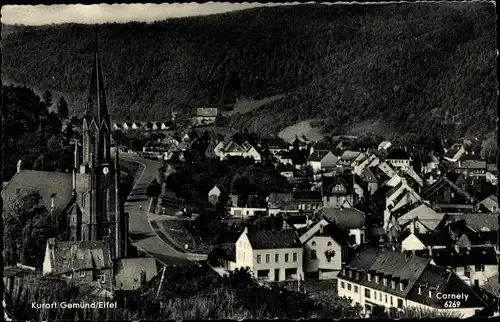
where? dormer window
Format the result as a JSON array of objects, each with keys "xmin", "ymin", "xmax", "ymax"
[
  {"xmin": 399, "ymin": 283, "xmax": 404, "ymax": 291},
  {"xmin": 367, "ymin": 273, "xmax": 373, "ymax": 282},
  {"xmin": 311, "ymin": 241, "xmax": 316, "ymax": 247},
  {"xmin": 391, "ymin": 280, "xmax": 396, "ymax": 289},
  {"xmin": 383, "ymin": 277, "xmax": 388, "ymax": 286},
  {"xmin": 349, "ymin": 270, "xmax": 353, "ymax": 278},
  {"xmin": 375, "ymin": 275, "xmax": 380, "ymax": 284}
]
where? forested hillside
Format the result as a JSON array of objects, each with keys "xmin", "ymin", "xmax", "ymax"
[{"xmin": 2, "ymin": 3, "xmax": 496, "ymax": 137}]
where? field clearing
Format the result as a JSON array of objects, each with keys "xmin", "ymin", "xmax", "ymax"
[
  {"xmin": 278, "ymin": 120, "xmax": 324, "ymax": 142},
  {"xmin": 226, "ymin": 94, "xmax": 285, "ymax": 116}
]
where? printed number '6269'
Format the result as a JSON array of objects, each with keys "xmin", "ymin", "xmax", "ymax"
[{"xmin": 443, "ymin": 301, "xmax": 461, "ymax": 308}]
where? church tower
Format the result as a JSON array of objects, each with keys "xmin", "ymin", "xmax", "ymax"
[{"xmin": 71, "ymin": 34, "xmax": 127, "ymax": 259}]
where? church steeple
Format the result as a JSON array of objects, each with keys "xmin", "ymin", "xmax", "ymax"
[
  {"xmin": 82, "ymin": 28, "xmax": 111, "ymax": 167},
  {"xmin": 86, "ymin": 30, "xmax": 110, "ymax": 129}
]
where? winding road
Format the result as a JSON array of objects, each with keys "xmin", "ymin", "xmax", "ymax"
[{"xmin": 120, "ymin": 152, "xmax": 194, "ymax": 266}]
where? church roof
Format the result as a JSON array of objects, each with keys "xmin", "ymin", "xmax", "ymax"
[{"xmin": 3, "ymin": 170, "xmax": 73, "ymax": 211}]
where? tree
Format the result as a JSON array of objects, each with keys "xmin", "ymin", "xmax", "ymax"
[
  {"xmin": 481, "ymin": 137, "xmax": 498, "ymax": 162},
  {"xmin": 42, "ymin": 90, "xmax": 53, "ymax": 109},
  {"xmin": 57, "ymin": 96, "xmax": 69, "ymax": 120},
  {"xmin": 146, "ymin": 179, "xmax": 162, "ymax": 198}
]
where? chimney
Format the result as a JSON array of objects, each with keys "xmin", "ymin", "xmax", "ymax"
[
  {"xmin": 427, "ymin": 245, "xmax": 433, "ymax": 257},
  {"xmin": 320, "ymin": 224, "xmax": 324, "ymax": 234},
  {"xmin": 410, "ymin": 218, "xmax": 416, "ymax": 234},
  {"xmin": 243, "ymin": 227, "xmax": 248, "ymax": 235},
  {"xmin": 16, "ymin": 160, "xmax": 22, "ymax": 173}
]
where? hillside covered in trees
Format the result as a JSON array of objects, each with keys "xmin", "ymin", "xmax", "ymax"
[{"xmin": 2, "ymin": 3, "xmax": 496, "ymax": 137}]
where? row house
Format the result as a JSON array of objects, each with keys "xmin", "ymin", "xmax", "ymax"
[
  {"xmin": 430, "ymin": 246, "xmax": 498, "ymax": 288},
  {"xmin": 450, "ymin": 153, "xmax": 488, "ymax": 179},
  {"xmin": 421, "ymin": 176, "xmax": 478, "ymax": 213},
  {"xmin": 292, "ymin": 190, "xmax": 323, "ymax": 211},
  {"xmin": 114, "ymin": 121, "xmax": 172, "ymax": 131},
  {"xmin": 360, "ymin": 166, "xmax": 389, "ymax": 195},
  {"xmin": 337, "ymin": 247, "xmax": 485, "ymax": 317},
  {"xmin": 320, "ymin": 207, "xmax": 366, "ymax": 245},
  {"xmin": 214, "ymin": 140, "xmax": 262, "ymax": 162},
  {"xmin": 385, "ymin": 147, "xmax": 412, "ymax": 171},
  {"xmin": 382, "ymin": 176, "xmax": 421, "ymax": 229},
  {"xmin": 234, "ymin": 227, "xmax": 303, "ymax": 282},
  {"xmin": 353, "ymin": 153, "xmax": 380, "ymax": 176}
]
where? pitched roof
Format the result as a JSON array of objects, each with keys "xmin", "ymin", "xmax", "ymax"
[
  {"xmin": 341, "ymin": 248, "xmax": 486, "ymax": 308},
  {"xmin": 47, "ymin": 239, "xmax": 112, "ymax": 275},
  {"xmin": 446, "ymin": 213, "xmax": 499, "ymax": 232},
  {"xmin": 246, "ymin": 228, "xmax": 302, "ymax": 250},
  {"xmin": 456, "ymin": 231, "xmax": 497, "ymax": 247},
  {"xmin": 407, "ymin": 231, "xmax": 453, "ymax": 246},
  {"xmin": 408, "ymin": 265, "xmax": 485, "ymax": 308},
  {"xmin": 481, "ymin": 274, "xmax": 500, "ymax": 298},
  {"xmin": 308, "ymin": 150, "xmax": 331, "ymax": 162},
  {"xmin": 292, "ymin": 190, "xmax": 322, "ymax": 201},
  {"xmin": 302, "ymin": 219, "xmax": 352, "ymax": 246},
  {"xmin": 3, "ymin": 170, "xmax": 73, "ymax": 211},
  {"xmin": 386, "ymin": 147, "xmax": 410, "ymax": 160},
  {"xmin": 322, "ymin": 173, "xmax": 355, "ymax": 197},
  {"xmin": 319, "ymin": 207, "xmax": 365, "ymax": 229},
  {"xmin": 444, "ymin": 145, "xmax": 463, "ymax": 159},
  {"xmin": 114, "ymin": 258, "xmax": 158, "ymax": 291},
  {"xmin": 431, "ymin": 246, "xmax": 498, "ymax": 267},
  {"xmin": 422, "ymin": 176, "xmax": 477, "ymax": 202}
]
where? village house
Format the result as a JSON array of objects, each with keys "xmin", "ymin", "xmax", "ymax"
[
  {"xmin": 378, "ymin": 141, "xmax": 392, "ymax": 151},
  {"xmin": 360, "ymin": 166, "xmax": 389, "ymax": 195},
  {"xmin": 443, "ymin": 145, "xmax": 466, "ymax": 163},
  {"xmin": 422, "ymin": 153, "xmax": 440, "ymax": 174},
  {"xmin": 430, "ymin": 246, "xmax": 498, "ymax": 288},
  {"xmin": 42, "ymin": 238, "xmax": 114, "ymax": 291},
  {"xmin": 214, "ymin": 140, "xmax": 262, "ymax": 162},
  {"xmin": 386, "ymin": 201, "xmax": 445, "ymax": 233},
  {"xmin": 307, "ymin": 150, "xmax": 338, "ymax": 173},
  {"xmin": 317, "ymin": 207, "xmax": 366, "ymax": 246},
  {"xmin": 381, "ymin": 176, "xmax": 421, "ymax": 227},
  {"xmin": 377, "ymin": 160, "xmax": 398, "ymax": 178},
  {"xmin": 421, "ymin": 176, "xmax": 478, "ymax": 212},
  {"xmin": 337, "ymin": 151, "xmax": 366, "ymax": 170},
  {"xmin": 194, "ymin": 107, "xmax": 219, "ymax": 125},
  {"xmin": 234, "ymin": 227, "xmax": 303, "ymax": 282},
  {"xmin": 122, "ymin": 121, "xmax": 133, "ymax": 131},
  {"xmin": 113, "ymin": 123, "xmax": 122, "ymax": 130},
  {"xmin": 264, "ymin": 137, "xmax": 289, "ymax": 155},
  {"xmin": 476, "ymin": 194, "xmax": 498, "ymax": 212},
  {"xmin": 478, "ymin": 274, "xmax": 500, "ymax": 315},
  {"xmin": 337, "ymin": 246, "xmax": 485, "ymax": 317},
  {"xmin": 131, "ymin": 122, "xmax": 142, "ymax": 130},
  {"xmin": 449, "ymin": 153, "xmax": 487, "ymax": 179},
  {"xmin": 399, "ymin": 228, "xmax": 453, "ymax": 254},
  {"xmin": 114, "ymin": 258, "xmax": 158, "ymax": 295},
  {"xmin": 353, "ymin": 153, "xmax": 380, "ymax": 176},
  {"xmin": 208, "ymin": 185, "xmax": 226, "ymax": 206},
  {"xmin": 298, "ymin": 218, "xmax": 353, "ymax": 279},
  {"xmin": 292, "ymin": 190, "xmax": 323, "ymax": 211},
  {"xmin": 290, "ymin": 135, "xmax": 312, "ymax": 151},
  {"xmin": 321, "ymin": 173, "xmax": 361, "ymax": 208},
  {"xmin": 385, "ymin": 147, "xmax": 411, "ymax": 171}
]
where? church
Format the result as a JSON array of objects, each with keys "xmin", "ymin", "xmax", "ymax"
[{"xmin": 4, "ymin": 39, "xmax": 158, "ymax": 293}]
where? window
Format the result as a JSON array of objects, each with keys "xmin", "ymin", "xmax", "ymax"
[
  {"xmin": 399, "ymin": 283, "xmax": 404, "ymax": 291},
  {"xmin": 397, "ymin": 299, "xmax": 403, "ymax": 309},
  {"xmin": 474, "ymin": 280, "xmax": 479, "ymax": 287},
  {"xmin": 347, "ymin": 283, "xmax": 352, "ymax": 291},
  {"xmin": 354, "ymin": 286, "xmax": 358, "ymax": 293},
  {"xmin": 364, "ymin": 288, "xmax": 371, "ymax": 299},
  {"xmin": 341, "ymin": 281, "xmax": 345, "ymax": 289},
  {"xmin": 310, "ymin": 250, "xmax": 317, "ymax": 260},
  {"xmin": 285, "ymin": 254, "xmax": 289, "ymax": 262},
  {"xmin": 391, "ymin": 281, "xmax": 396, "ymax": 289},
  {"xmin": 465, "ymin": 271, "xmax": 471, "ymax": 278},
  {"xmin": 379, "ymin": 292, "xmax": 382, "ymax": 301},
  {"xmin": 311, "ymin": 241, "xmax": 316, "ymax": 247},
  {"xmin": 383, "ymin": 277, "xmax": 388, "ymax": 286},
  {"xmin": 98, "ymin": 271, "xmax": 106, "ymax": 284},
  {"xmin": 327, "ymin": 241, "xmax": 332, "ymax": 247},
  {"xmin": 367, "ymin": 273, "xmax": 372, "ymax": 282},
  {"xmin": 257, "ymin": 255, "xmax": 261, "ymax": 264},
  {"xmin": 65, "ymin": 272, "xmax": 73, "ymax": 278},
  {"xmin": 475, "ymin": 264, "xmax": 485, "ymax": 272},
  {"xmin": 375, "ymin": 275, "xmax": 380, "ymax": 284},
  {"xmin": 390, "ymin": 296, "xmax": 393, "ymax": 306},
  {"xmin": 79, "ymin": 271, "xmax": 85, "ymax": 278},
  {"xmin": 385, "ymin": 294, "xmax": 388, "ymax": 303},
  {"xmin": 265, "ymin": 254, "xmax": 270, "ymax": 263},
  {"xmin": 275, "ymin": 254, "xmax": 279, "ymax": 263},
  {"xmin": 293, "ymin": 253, "xmax": 297, "ymax": 262}
]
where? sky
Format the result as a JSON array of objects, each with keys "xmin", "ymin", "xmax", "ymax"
[{"xmin": 1, "ymin": 2, "xmax": 312, "ymax": 25}]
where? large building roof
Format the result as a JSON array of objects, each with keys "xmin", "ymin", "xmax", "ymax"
[
  {"xmin": 246, "ymin": 228, "xmax": 302, "ymax": 250},
  {"xmin": 319, "ymin": 207, "xmax": 365, "ymax": 229},
  {"xmin": 3, "ymin": 170, "xmax": 73, "ymax": 211}
]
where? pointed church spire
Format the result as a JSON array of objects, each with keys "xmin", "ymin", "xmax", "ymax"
[{"xmin": 86, "ymin": 26, "xmax": 110, "ymax": 128}]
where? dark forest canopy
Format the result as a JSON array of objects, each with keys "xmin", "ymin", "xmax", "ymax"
[{"xmin": 2, "ymin": 3, "xmax": 496, "ymax": 137}]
